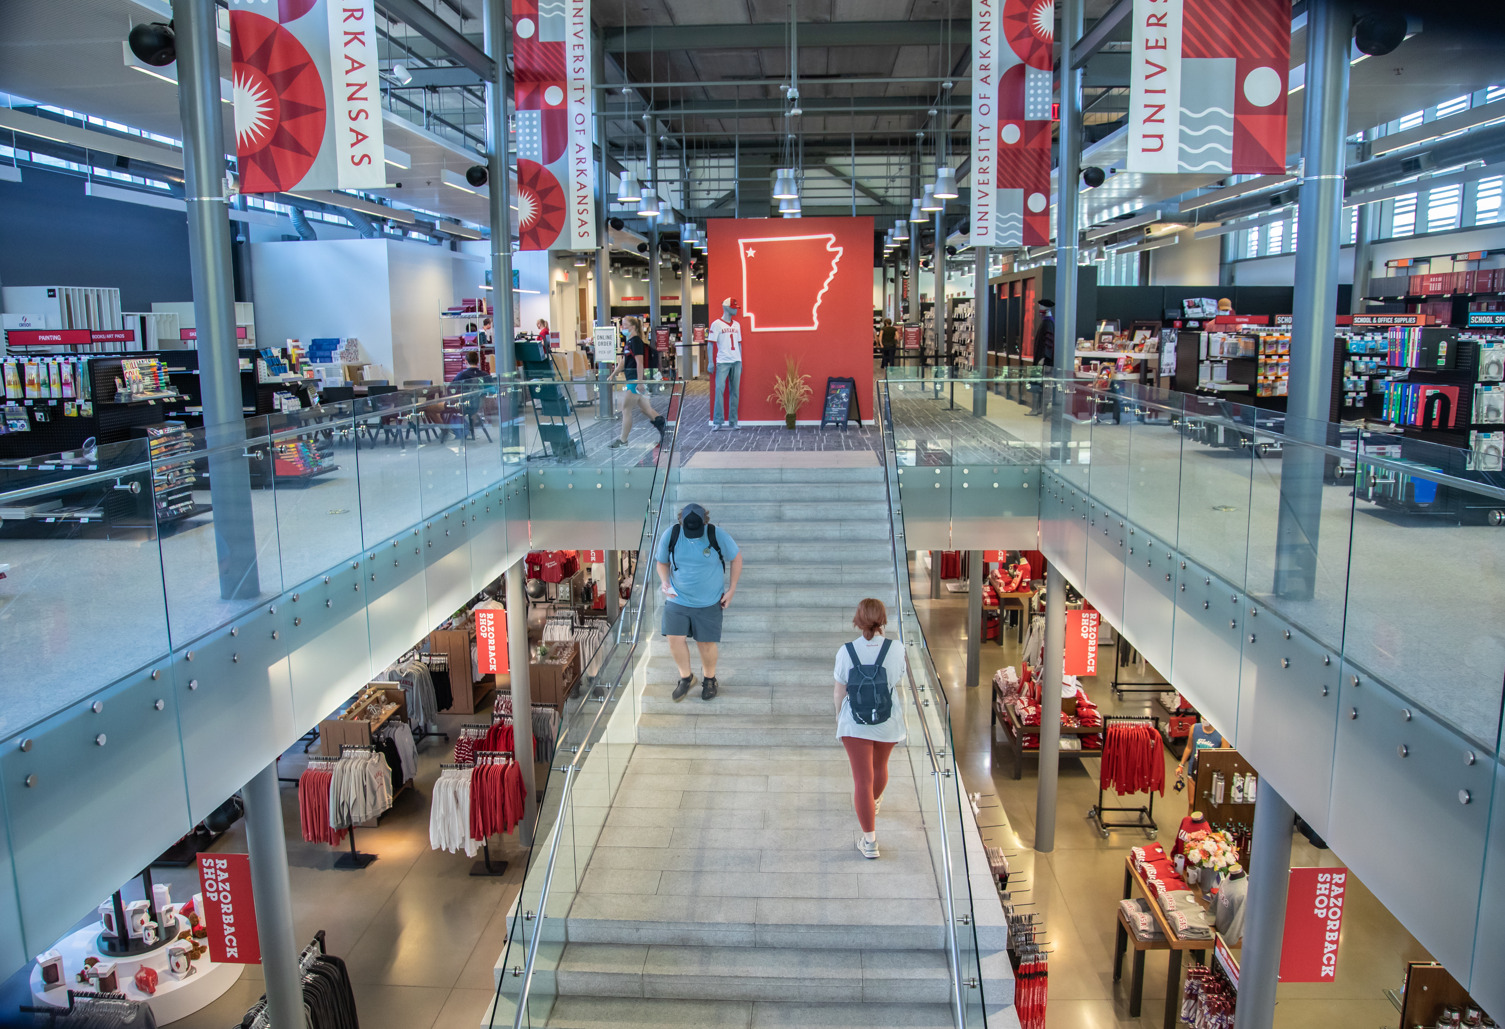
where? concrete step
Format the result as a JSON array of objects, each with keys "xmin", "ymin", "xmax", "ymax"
[
  {"xmin": 734, "ymin": 563, "xmax": 895, "ymax": 590},
  {"xmin": 538, "ymin": 996, "xmax": 954, "ymax": 1028},
  {"xmin": 743, "ymin": 542, "xmax": 898, "ymax": 566},
  {"xmin": 727, "ymin": 519, "xmax": 891, "ymax": 542},
  {"xmin": 714, "ymin": 583, "xmax": 899, "ymax": 610},
  {"xmin": 649, "ymin": 633, "xmax": 878, "ymax": 660},
  {"xmin": 675, "ymin": 483, "xmax": 887, "ymax": 504},
  {"xmin": 676, "ymin": 467, "xmax": 884, "ymax": 485},
  {"xmin": 639, "ymin": 678, "xmax": 834, "ymax": 715},
  {"xmin": 544, "ymin": 943, "xmax": 951, "ymax": 1005},
  {"xmin": 672, "ymin": 500, "xmax": 889, "ymax": 523},
  {"xmin": 636, "ymin": 712, "xmax": 847, "ymax": 748},
  {"xmin": 688, "ymin": 607, "xmax": 867, "ymax": 634}
]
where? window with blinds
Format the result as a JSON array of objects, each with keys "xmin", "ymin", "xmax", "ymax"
[
  {"xmin": 1475, "ymin": 176, "xmax": 1505, "ymax": 225},
  {"xmin": 1391, "ymin": 193, "xmax": 1418, "ymax": 237},
  {"xmin": 1426, "ymin": 183, "xmax": 1463, "ymax": 233}
]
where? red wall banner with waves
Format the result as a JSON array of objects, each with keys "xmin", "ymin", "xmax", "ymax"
[{"xmin": 707, "ymin": 217, "xmax": 874, "ymax": 424}]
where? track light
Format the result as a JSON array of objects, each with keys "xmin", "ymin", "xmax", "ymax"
[
  {"xmin": 909, "ymin": 199, "xmax": 925, "ymax": 223},
  {"xmin": 390, "ymin": 63, "xmax": 413, "ymax": 86},
  {"xmin": 127, "ymin": 21, "xmax": 176, "ymax": 67},
  {"xmin": 616, "ymin": 172, "xmax": 643, "ymax": 204},
  {"xmin": 921, "ymin": 185, "xmax": 943, "ymax": 213},
  {"xmin": 933, "ymin": 166, "xmax": 959, "ymax": 200}
]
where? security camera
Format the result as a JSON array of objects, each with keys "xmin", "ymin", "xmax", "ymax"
[
  {"xmin": 1082, "ymin": 166, "xmax": 1106, "ymax": 189},
  {"xmin": 128, "ymin": 21, "xmax": 176, "ymax": 67},
  {"xmin": 609, "ymin": 217, "xmax": 625, "ymax": 230},
  {"xmin": 1354, "ymin": 13, "xmax": 1407, "ymax": 56},
  {"xmin": 465, "ymin": 165, "xmax": 488, "ymax": 187}
]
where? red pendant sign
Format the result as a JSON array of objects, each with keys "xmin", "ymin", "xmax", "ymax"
[
  {"xmin": 475, "ymin": 604, "xmax": 508, "ymax": 675},
  {"xmin": 1064, "ymin": 610, "xmax": 1100, "ymax": 675},
  {"xmin": 1279, "ymin": 867, "xmax": 1349, "ymax": 982},
  {"xmin": 197, "ymin": 854, "xmax": 260, "ymax": 964}
]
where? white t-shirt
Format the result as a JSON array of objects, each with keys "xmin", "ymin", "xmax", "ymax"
[
  {"xmin": 834, "ymin": 634, "xmax": 908, "ymax": 743},
  {"xmin": 709, "ymin": 317, "xmax": 743, "ymax": 363}
]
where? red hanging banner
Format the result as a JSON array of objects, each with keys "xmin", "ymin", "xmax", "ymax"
[
  {"xmin": 1063, "ymin": 610, "xmax": 1100, "ymax": 675},
  {"xmin": 512, "ymin": 0, "xmax": 595, "ymax": 250},
  {"xmin": 475, "ymin": 604, "xmax": 508, "ymax": 675},
  {"xmin": 197, "ymin": 854, "xmax": 260, "ymax": 964},
  {"xmin": 1279, "ymin": 867, "xmax": 1349, "ymax": 982},
  {"xmin": 971, "ymin": 0, "xmax": 1055, "ymax": 246}
]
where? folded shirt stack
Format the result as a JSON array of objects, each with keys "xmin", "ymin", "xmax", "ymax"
[
  {"xmin": 1167, "ymin": 908, "xmax": 1217, "ymax": 940},
  {"xmin": 1119, "ymin": 899, "xmax": 1164, "ymax": 941}
]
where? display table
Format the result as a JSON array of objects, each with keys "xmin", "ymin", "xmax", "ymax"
[
  {"xmin": 990, "ymin": 690, "xmax": 1102, "ymax": 780},
  {"xmin": 29, "ymin": 917, "xmax": 242, "ymax": 1024},
  {"xmin": 983, "ymin": 590, "xmax": 1032, "ymax": 645},
  {"xmin": 1112, "ymin": 857, "xmax": 1210, "ymax": 1029}
]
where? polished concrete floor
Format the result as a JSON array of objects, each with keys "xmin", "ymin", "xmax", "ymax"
[{"xmin": 912, "ymin": 569, "xmax": 1436, "ymax": 1028}]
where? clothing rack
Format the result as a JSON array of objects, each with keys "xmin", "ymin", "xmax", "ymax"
[
  {"xmin": 333, "ymin": 746, "xmax": 377, "ymax": 869},
  {"xmin": 1090, "ymin": 715, "xmax": 1162, "ymax": 838},
  {"xmin": 1108, "ymin": 636, "xmax": 1176, "ymax": 699},
  {"xmin": 472, "ymin": 750, "xmax": 517, "ymax": 876}
]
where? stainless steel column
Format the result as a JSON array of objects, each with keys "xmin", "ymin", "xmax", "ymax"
[
  {"xmin": 1276, "ymin": 0, "xmax": 1351, "ymax": 599},
  {"xmin": 1350, "ymin": 201, "xmax": 1375, "ymax": 314},
  {"xmin": 241, "ymin": 763, "xmax": 302, "ymax": 1029},
  {"xmin": 174, "ymin": 0, "xmax": 259, "ymax": 601},
  {"xmin": 1053, "ymin": 0, "xmax": 1084, "ymax": 379},
  {"xmin": 484, "ymin": 0, "xmax": 516, "ymax": 378},
  {"xmin": 680, "ymin": 241, "xmax": 693, "ymax": 377},
  {"xmin": 1035, "ymin": 563, "xmax": 1065, "ymax": 852},
  {"xmin": 506, "ymin": 564, "xmax": 537, "ymax": 844},
  {"xmin": 933, "ymin": 210, "xmax": 946, "ymax": 374},
  {"xmin": 1233, "ymin": 781, "xmax": 1296, "ymax": 1029},
  {"xmin": 966, "ymin": 550, "xmax": 983, "ymax": 688},
  {"xmin": 930, "ymin": 550, "xmax": 942, "ymax": 599},
  {"xmin": 647, "ymin": 132, "xmax": 660, "ymax": 334},
  {"xmin": 605, "ymin": 549, "xmax": 620, "ymax": 621},
  {"xmin": 974, "ymin": 246, "xmax": 991, "ymax": 415}
]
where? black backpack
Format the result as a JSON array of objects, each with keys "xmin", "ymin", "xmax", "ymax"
[
  {"xmin": 666, "ymin": 523, "xmax": 724, "ymax": 571},
  {"xmin": 844, "ymin": 639, "xmax": 894, "ymax": 725}
]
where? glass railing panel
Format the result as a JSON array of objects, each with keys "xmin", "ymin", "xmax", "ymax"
[
  {"xmin": 1119, "ymin": 405, "xmax": 1185, "ymax": 671},
  {"xmin": 265, "ymin": 402, "xmax": 363, "ymax": 590},
  {"xmin": 414, "ymin": 384, "xmax": 475, "ymax": 519},
  {"xmin": 156, "ymin": 424, "xmax": 285, "ymax": 650},
  {"xmin": 1172, "ymin": 396, "xmax": 1255, "ymax": 589},
  {"xmin": 1474, "ymin": 751, "xmax": 1505, "ymax": 1005},
  {"xmin": 0, "ymin": 439, "xmax": 172, "ymax": 735},
  {"xmin": 352, "ymin": 391, "xmax": 424, "ymax": 547}
]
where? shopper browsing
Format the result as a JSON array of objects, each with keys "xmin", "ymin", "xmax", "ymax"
[
  {"xmin": 1174, "ymin": 717, "xmax": 1231, "ymax": 806},
  {"xmin": 657, "ymin": 503, "xmax": 742, "ymax": 701},
  {"xmin": 608, "ymin": 316, "xmax": 667, "ymax": 449},
  {"xmin": 835, "ymin": 599, "xmax": 907, "ymax": 860}
]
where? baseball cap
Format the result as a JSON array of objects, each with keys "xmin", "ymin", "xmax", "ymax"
[
  {"xmin": 679, "ymin": 503, "xmax": 708, "ymax": 538},
  {"xmin": 721, "ymin": 297, "xmax": 740, "ymax": 311}
]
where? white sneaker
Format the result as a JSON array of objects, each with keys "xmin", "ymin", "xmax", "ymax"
[{"xmin": 857, "ymin": 835, "xmax": 879, "ymax": 860}]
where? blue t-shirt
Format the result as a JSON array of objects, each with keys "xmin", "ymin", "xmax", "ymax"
[{"xmin": 655, "ymin": 524, "xmax": 739, "ymax": 609}]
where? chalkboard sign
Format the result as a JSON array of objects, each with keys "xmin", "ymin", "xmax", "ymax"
[{"xmin": 821, "ymin": 376, "xmax": 861, "ymax": 430}]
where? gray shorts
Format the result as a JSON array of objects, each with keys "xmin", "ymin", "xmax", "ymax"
[{"xmin": 661, "ymin": 601, "xmax": 724, "ymax": 642}]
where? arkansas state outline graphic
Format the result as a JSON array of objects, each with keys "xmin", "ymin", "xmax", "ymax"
[{"xmin": 737, "ymin": 234, "xmax": 844, "ymax": 331}]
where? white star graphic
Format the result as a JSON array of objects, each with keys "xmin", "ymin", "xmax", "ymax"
[{"xmin": 745, "ymin": 247, "xmax": 756, "ymax": 257}]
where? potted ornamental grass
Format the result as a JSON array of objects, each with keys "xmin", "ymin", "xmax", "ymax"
[{"xmin": 767, "ymin": 355, "xmax": 813, "ymax": 429}]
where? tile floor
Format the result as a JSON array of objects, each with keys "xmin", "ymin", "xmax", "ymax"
[{"xmin": 910, "ymin": 566, "xmax": 1436, "ymax": 1028}]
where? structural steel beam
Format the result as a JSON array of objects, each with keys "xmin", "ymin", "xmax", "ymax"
[
  {"xmin": 817, "ymin": 162, "xmax": 889, "ymax": 206},
  {"xmin": 1069, "ymin": 0, "xmax": 1132, "ymax": 69},
  {"xmin": 604, "ymin": 19, "xmax": 965, "ymax": 51},
  {"xmin": 376, "ymin": 0, "xmax": 495, "ymax": 79}
]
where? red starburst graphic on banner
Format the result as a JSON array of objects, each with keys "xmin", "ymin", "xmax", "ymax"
[
  {"xmin": 517, "ymin": 159, "xmax": 566, "ymax": 250},
  {"xmin": 1004, "ymin": 0, "xmax": 1055, "ymax": 71},
  {"xmin": 230, "ymin": 11, "xmax": 326, "ymax": 194},
  {"xmin": 275, "ymin": 0, "xmax": 318, "ymax": 22}
]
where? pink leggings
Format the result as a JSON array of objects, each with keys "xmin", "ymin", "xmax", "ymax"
[{"xmin": 841, "ymin": 737, "xmax": 898, "ymax": 833}]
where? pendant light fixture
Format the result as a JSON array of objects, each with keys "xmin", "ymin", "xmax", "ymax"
[
  {"xmin": 921, "ymin": 184, "xmax": 943, "ymax": 212},
  {"xmin": 616, "ymin": 170, "xmax": 643, "ymax": 205},
  {"xmin": 772, "ymin": 168, "xmax": 799, "ymax": 200},
  {"xmin": 637, "ymin": 194, "xmax": 660, "ymax": 218},
  {"xmin": 933, "ymin": 165, "xmax": 959, "ymax": 200},
  {"xmin": 909, "ymin": 198, "xmax": 925, "ymax": 223},
  {"xmin": 893, "ymin": 218, "xmax": 909, "ymax": 242}
]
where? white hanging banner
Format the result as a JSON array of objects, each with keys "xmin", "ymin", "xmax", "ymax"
[
  {"xmin": 971, "ymin": 0, "xmax": 1054, "ymax": 248},
  {"xmin": 229, "ymin": 0, "xmax": 387, "ymax": 194},
  {"xmin": 514, "ymin": 0, "xmax": 597, "ymax": 251}
]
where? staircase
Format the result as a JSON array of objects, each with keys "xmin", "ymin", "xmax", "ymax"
[{"xmin": 499, "ymin": 462, "xmax": 1012, "ymax": 1028}]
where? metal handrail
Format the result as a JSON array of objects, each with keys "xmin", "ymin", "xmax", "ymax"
[
  {"xmin": 504, "ymin": 383, "xmax": 686, "ymax": 1028},
  {"xmin": 877, "ymin": 380, "xmax": 974, "ymax": 1027}
]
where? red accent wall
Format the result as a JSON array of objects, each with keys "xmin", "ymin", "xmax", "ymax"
[{"xmin": 707, "ymin": 217, "xmax": 875, "ymax": 423}]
